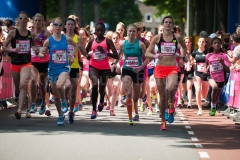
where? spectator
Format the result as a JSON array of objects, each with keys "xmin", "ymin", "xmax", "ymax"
[{"xmin": 3, "ymin": 19, "xmax": 13, "ymax": 33}]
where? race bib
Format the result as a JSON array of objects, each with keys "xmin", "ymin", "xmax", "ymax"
[
  {"xmin": 16, "ymin": 40, "xmax": 30, "ymax": 54},
  {"xmin": 126, "ymin": 56, "xmax": 138, "ymax": 68},
  {"xmin": 161, "ymin": 42, "xmax": 176, "ymax": 56},
  {"xmin": 68, "ymin": 45, "xmax": 74, "ymax": 55},
  {"xmin": 210, "ymin": 61, "xmax": 223, "ymax": 73},
  {"xmin": 93, "ymin": 50, "xmax": 106, "ymax": 61},
  {"xmin": 197, "ymin": 62, "xmax": 206, "ymax": 72},
  {"xmin": 52, "ymin": 50, "xmax": 67, "ymax": 64}
]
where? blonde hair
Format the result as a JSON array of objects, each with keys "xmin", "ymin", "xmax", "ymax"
[
  {"xmin": 105, "ymin": 31, "xmax": 113, "ymax": 39},
  {"xmin": 53, "ymin": 17, "xmax": 63, "ymax": 24},
  {"xmin": 33, "ymin": 13, "xmax": 45, "ymax": 28},
  {"xmin": 134, "ymin": 22, "xmax": 144, "ymax": 31},
  {"xmin": 116, "ymin": 22, "xmax": 125, "ymax": 29}
]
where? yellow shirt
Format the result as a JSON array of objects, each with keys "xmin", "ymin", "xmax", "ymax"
[{"xmin": 68, "ymin": 34, "xmax": 79, "ymax": 68}]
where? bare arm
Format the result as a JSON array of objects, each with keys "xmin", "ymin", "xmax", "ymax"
[
  {"xmin": 78, "ymin": 36, "xmax": 87, "ymax": 57},
  {"xmin": 113, "ymin": 40, "xmax": 124, "ymax": 64},
  {"xmin": 175, "ymin": 34, "xmax": 188, "ymax": 60},
  {"xmin": 107, "ymin": 38, "xmax": 119, "ymax": 59},
  {"xmin": 40, "ymin": 39, "xmax": 49, "ymax": 56},
  {"xmin": 139, "ymin": 41, "xmax": 149, "ymax": 68},
  {"xmin": 145, "ymin": 35, "xmax": 159, "ymax": 59},
  {"xmin": 2, "ymin": 30, "xmax": 15, "ymax": 53}
]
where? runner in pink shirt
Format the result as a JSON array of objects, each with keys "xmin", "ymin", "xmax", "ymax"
[{"xmin": 205, "ymin": 37, "xmax": 230, "ymax": 116}]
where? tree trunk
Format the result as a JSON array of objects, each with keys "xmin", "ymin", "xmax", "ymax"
[
  {"xmin": 93, "ymin": 0, "xmax": 100, "ymax": 23},
  {"xmin": 75, "ymin": 0, "xmax": 84, "ymax": 27},
  {"xmin": 205, "ymin": 0, "xmax": 214, "ymax": 34},
  {"xmin": 59, "ymin": 0, "xmax": 68, "ymax": 20},
  {"xmin": 195, "ymin": 0, "xmax": 206, "ymax": 35},
  {"xmin": 217, "ymin": 0, "xmax": 228, "ymax": 32},
  {"xmin": 40, "ymin": 0, "xmax": 46, "ymax": 21},
  {"xmin": 189, "ymin": 0, "xmax": 194, "ymax": 36}
]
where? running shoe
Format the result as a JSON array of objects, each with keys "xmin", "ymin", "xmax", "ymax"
[
  {"xmin": 49, "ymin": 97, "xmax": 54, "ymax": 103},
  {"xmin": 29, "ymin": 104, "xmax": 37, "ymax": 113},
  {"xmin": 164, "ymin": 111, "xmax": 169, "ymax": 121},
  {"xmin": 110, "ymin": 110, "xmax": 116, "ymax": 116},
  {"xmin": 73, "ymin": 103, "xmax": 79, "ymax": 113},
  {"xmin": 128, "ymin": 118, "xmax": 134, "ymax": 125},
  {"xmin": 26, "ymin": 110, "xmax": 31, "ymax": 118},
  {"xmin": 147, "ymin": 109, "xmax": 153, "ymax": 115},
  {"xmin": 57, "ymin": 115, "xmax": 65, "ymax": 126},
  {"xmin": 98, "ymin": 103, "xmax": 104, "ymax": 112},
  {"xmin": 168, "ymin": 104, "xmax": 175, "ymax": 123},
  {"xmin": 39, "ymin": 103, "xmax": 46, "ymax": 115},
  {"xmin": 140, "ymin": 101, "xmax": 145, "ymax": 112},
  {"xmin": 160, "ymin": 121, "xmax": 167, "ymax": 131},
  {"xmin": 151, "ymin": 92, "xmax": 157, "ymax": 100},
  {"xmin": 197, "ymin": 110, "xmax": 202, "ymax": 116},
  {"xmin": 78, "ymin": 104, "xmax": 83, "ymax": 111},
  {"xmin": 91, "ymin": 110, "xmax": 97, "ymax": 119},
  {"xmin": 122, "ymin": 95, "xmax": 126, "ymax": 101},
  {"xmin": 61, "ymin": 100, "xmax": 68, "ymax": 113},
  {"xmin": 15, "ymin": 110, "xmax": 22, "ymax": 119},
  {"xmin": 155, "ymin": 104, "xmax": 160, "ymax": 112},
  {"xmin": 133, "ymin": 114, "xmax": 139, "ymax": 121},
  {"xmin": 68, "ymin": 112, "xmax": 75, "ymax": 123},
  {"xmin": 142, "ymin": 93, "xmax": 147, "ymax": 103},
  {"xmin": 45, "ymin": 109, "xmax": 51, "ymax": 116},
  {"xmin": 82, "ymin": 98, "xmax": 86, "ymax": 105},
  {"xmin": 209, "ymin": 108, "xmax": 216, "ymax": 116},
  {"xmin": 181, "ymin": 99, "xmax": 184, "ymax": 105},
  {"xmin": 187, "ymin": 105, "xmax": 192, "ymax": 109},
  {"xmin": 106, "ymin": 106, "xmax": 110, "ymax": 110}
]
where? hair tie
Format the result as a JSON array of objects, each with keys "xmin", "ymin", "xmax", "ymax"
[{"xmin": 98, "ymin": 19, "xmax": 104, "ymax": 23}]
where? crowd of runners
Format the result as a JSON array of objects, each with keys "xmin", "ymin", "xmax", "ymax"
[{"xmin": 0, "ymin": 11, "xmax": 240, "ymax": 131}]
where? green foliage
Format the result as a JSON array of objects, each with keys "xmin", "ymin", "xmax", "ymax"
[
  {"xmin": 46, "ymin": 0, "xmax": 143, "ymax": 33},
  {"xmin": 99, "ymin": 0, "xmax": 143, "ymax": 31},
  {"xmin": 143, "ymin": 0, "xmax": 186, "ymax": 26}
]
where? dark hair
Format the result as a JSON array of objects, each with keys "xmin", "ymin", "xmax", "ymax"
[
  {"xmin": 232, "ymin": 34, "xmax": 240, "ymax": 43},
  {"xmin": 173, "ymin": 25, "xmax": 181, "ymax": 33},
  {"xmin": 3, "ymin": 19, "xmax": 13, "ymax": 28},
  {"xmin": 222, "ymin": 44, "xmax": 230, "ymax": 51},
  {"xmin": 221, "ymin": 34, "xmax": 230, "ymax": 44},
  {"xmin": 161, "ymin": 15, "xmax": 174, "ymax": 25},
  {"xmin": 0, "ymin": 19, "xmax": 3, "ymax": 26},
  {"xmin": 63, "ymin": 18, "xmax": 79, "ymax": 35},
  {"xmin": 208, "ymin": 37, "xmax": 224, "ymax": 53},
  {"xmin": 95, "ymin": 19, "xmax": 105, "ymax": 31},
  {"xmin": 18, "ymin": 11, "xmax": 30, "ymax": 18}
]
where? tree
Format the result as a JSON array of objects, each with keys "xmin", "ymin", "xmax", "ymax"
[{"xmin": 143, "ymin": 0, "xmax": 187, "ymax": 30}]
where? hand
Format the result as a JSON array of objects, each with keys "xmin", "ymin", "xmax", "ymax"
[
  {"xmin": 155, "ymin": 53, "xmax": 163, "ymax": 60},
  {"xmin": 110, "ymin": 64, "xmax": 116, "ymax": 72},
  {"xmin": 116, "ymin": 67, "xmax": 121, "ymax": 74},
  {"xmin": 69, "ymin": 57, "xmax": 74, "ymax": 65},
  {"xmin": 97, "ymin": 46, "xmax": 106, "ymax": 53},
  {"xmin": 133, "ymin": 66, "xmax": 142, "ymax": 73},
  {"xmin": 38, "ymin": 53, "xmax": 44, "ymax": 58},
  {"xmin": 218, "ymin": 57, "xmax": 224, "ymax": 64},
  {"xmin": 15, "ymin": 47, "xmax": 20, "ymax": 53},
  {"xmin": 33, "ymin": 48, "xmax": 39, "ymax": 55},
  {"xmin": 86, "ymin": 54, "xmax": 92, "ymax": 60}
]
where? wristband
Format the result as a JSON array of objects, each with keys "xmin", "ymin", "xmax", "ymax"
[
  {"xmin": 12, "ymin": 48, "xmax": 15, "ymax": 53},
  {"xmin": 69, "ymin": 54, "xmax": 74, "ymax": 59}
]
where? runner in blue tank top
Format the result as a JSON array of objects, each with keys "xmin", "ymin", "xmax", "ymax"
[{"xmin": 39, "ymin": 17, "xmax": 78, "ymax": 125}]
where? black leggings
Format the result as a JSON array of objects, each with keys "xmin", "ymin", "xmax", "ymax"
[{"xmin": 89, "ymin": 66, "xmax": 110, "ymax": 111}]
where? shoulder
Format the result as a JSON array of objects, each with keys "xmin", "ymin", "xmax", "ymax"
[
  {"xmin": 152, "ymin": 34, "xmax": 161, "ymax": 44},
  {"xmin": 120, "ymin": 40, "xmax": 126, "ymax": 47}
]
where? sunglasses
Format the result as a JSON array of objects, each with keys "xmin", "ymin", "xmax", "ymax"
[
  {"xmin": 18, "ymin": 17, "xmax": 28, "ymax": 20},
  {"xmin": 53, "ymin": 23, "xmax": 63, "ymax": 27}
]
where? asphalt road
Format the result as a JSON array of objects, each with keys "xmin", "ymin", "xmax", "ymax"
[{"xmin": 0, "ymin": 102, "xmax": 199, "ymax": 160}]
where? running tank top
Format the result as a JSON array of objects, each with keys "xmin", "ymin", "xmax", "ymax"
[
  {"xmin": 68, "ymin": 34, "xmax": 79, "ymax": 68},
  {"xmin": 90, "ymin": 38, "xmax": 110, "ymax": 70},
  {"xmin": 48, "ymin": 35, "xmax": 69, "ymax": 70},
  {"xmin": 31, "ymin": 30, "xmax": 50, "ymax": 63},
  {"xmin": 123, "ymin": 39, "xmax": 142, "ymax": 70},
  {"xmin": 158, "ymin": 33, "xmax": 178, "ymax": 57},
  {"xmin": 192, "ymin": 49, "xmax": 207, "ymax": 73},
  {"xmin": 10, "ymin": 29, "xmax": 32, "ymax": 65}
]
